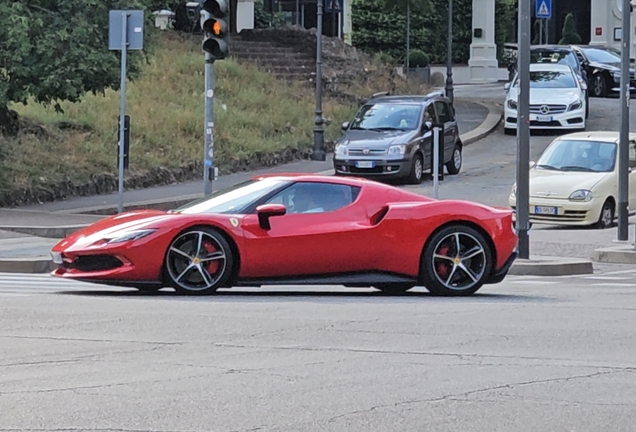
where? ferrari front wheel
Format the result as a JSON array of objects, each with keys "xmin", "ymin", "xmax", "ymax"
[
  {"xmin": 165, "ymin": 227, "xmax": 234, "ymax": 295},
  {"xmin": 421, "ymin": 224, "xmax": 493, "ymax": 296}
]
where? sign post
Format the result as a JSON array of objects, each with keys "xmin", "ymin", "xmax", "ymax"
[
  {"xmin": 618, "ymin": 0, "xmax": 631, "ymax": 241},
  {"xmin": 516, "ymin": 0, "xmax": 531, "ymax": 259},
  {"xmin": 109, "ymin": 10, "xmax": 144, "ymax": 214}
]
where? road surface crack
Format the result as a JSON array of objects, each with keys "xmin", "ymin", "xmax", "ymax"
[{"xmin": 326, "ymin": 371, "xmax": 615, "ymax": 423}]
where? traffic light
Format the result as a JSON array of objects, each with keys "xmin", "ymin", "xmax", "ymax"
[{"xmin": 201, "ymin": 0, "xmax": 229, "ymax": 60}]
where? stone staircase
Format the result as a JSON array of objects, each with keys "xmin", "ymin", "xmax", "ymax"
[{"xmin": 228, "ymin": 35, "xmax": 316, "ymax": 82}]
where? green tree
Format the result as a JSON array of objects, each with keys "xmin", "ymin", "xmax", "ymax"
[
  {"xmin": 0, "ymin": 0, "xmax": 157, "ymax": 136},
  {"xmin": 559, "ymin": 12, "xmax": 582, "ymax": 44},
  {"xmin": 382, "ymin": 0, "xmax": 431, "ymax": 70}
]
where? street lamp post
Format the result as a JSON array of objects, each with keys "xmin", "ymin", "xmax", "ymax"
[
  {"xmin": 445, "ymin": 0, "xmax": 454, "ymax": 104},
  {"xmin": 311, "ymin": 0, "xmax": 326, "ymax": 161}
]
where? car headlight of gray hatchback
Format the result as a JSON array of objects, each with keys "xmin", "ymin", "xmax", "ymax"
[{"xmin": 387, "ymin": 145, "xmax": 406, "ymax": 156}]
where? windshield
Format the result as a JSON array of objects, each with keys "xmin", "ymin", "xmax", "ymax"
[
  {"xmin": 531, "ymin": 50, "xmax": 579, "ymax": 71},
  {"xmin": 513, "ymin": 70, "xmax": 577, "ymax": 88},
  {"xmin": 174, "ymin": 178, "xmax": 289, "ymax": 214},
  {"xmin": 536, "ymin": 139, "xmax": 617, "ymax": 173},
  {"xmin": 580, "ymin": 47, "xmax": 621, "ymax": 63},
  {"xmin": 349, "ymin": 103, "xmax": 423, "ymax": 131}
]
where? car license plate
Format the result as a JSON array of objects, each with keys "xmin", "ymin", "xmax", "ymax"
[
  {"xmin": 535, "ymin": 115, "xmax": 553, "ymax": 122},
  {"xmin": 534, "ymin": 206, "xmax": 558, "ymax": 215},
  {"xmin": 355, "ymin": 161, "xmax": 375, "ymax": 168},
  {"xmin": 50, "ymin": 251, "xmax": 63, "ymax": 264}
]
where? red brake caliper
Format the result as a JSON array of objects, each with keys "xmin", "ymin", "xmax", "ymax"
[
  {"xmin": 203, "ymin": 242, "xmax": 220, "ymax": 275},
  {"xmin": 436, "ymin": 244, "xmax": 450, "ymax": 278}
]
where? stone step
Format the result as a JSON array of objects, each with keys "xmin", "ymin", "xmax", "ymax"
[
  {"xmin": 229, "ymin": 48, "xmax": 310, "ymax": 57},
  {"xmin": 232, "ymin": 57, "xmax": 315, "ymax": 68}
]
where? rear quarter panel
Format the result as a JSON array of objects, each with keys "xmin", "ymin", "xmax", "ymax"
[{"xmin": 371, "ymin": 200, "xmax": 517, "ymax": 277}]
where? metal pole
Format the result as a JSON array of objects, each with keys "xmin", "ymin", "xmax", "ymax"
[
  {"xmin": 433, "ymin": 126, "xmax": 440, "ymax": 199},
  {"xmin": 296, "ymin": 0, "xmax": 299, "ymax": 25},
  {"xmin": 311, "ymin": 0, "xmax": 326, "ymax": 161},
  {"xmin": 117, "ymin": 11, "xmax": 128, "ymax": 214},
  {"xmin": 539, "ymin": 19, "xmax": 543, "ymax": 44},
  {"xmin": 516, "ymin": 0, "xmax": 531, "ymax": 259},
  {"xmin": 445, "ymin": 0, "xmax": 454, "ymax": 104},
  {"xmin": 405, "ymin": 2, "xmax": 410, "ymax": 74},
  {"xmin": 618, "ymin": 0, "xmax": 630, "ymax": 241},
  {"xmin": 204, "ymin": 52, "xmax": 215, "ymax": 196}
]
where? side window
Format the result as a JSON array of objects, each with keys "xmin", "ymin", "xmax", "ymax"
[
  {"xmin": 630, "ymin": 141, "xmax": 636, "ymax": 168},
  {"xmin": 265, "ymin": 182, "xmax": 361, "ymax": 214},
  {"xmin": 423, "ymin": 104, "xmax": 437, "ymax": 124},
  {"xmin": 434, "ymin": 101, "xmax": 452, "ymax": 123}
]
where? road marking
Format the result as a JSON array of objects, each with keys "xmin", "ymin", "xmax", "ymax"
[
  {"xmin": 593, "ymin": 283, "xmax": 636, "ymax": 287},
  {"xmin": 583, "ymin": 276, "xmax": 630, "ymax": 280},
  {"xmin": 317, "ymin": 168, "xmax": 334, "ymax": 175}
]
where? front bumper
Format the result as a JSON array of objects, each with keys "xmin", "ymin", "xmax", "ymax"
[
  {"xmin": 504, "ymin": 107, "xmax": 585, "ymax": 130},
  {"xmin": 334, "ymin": 157, "xmax": 413, "ymax": 178},
  {"xmin": 508, "ymin": 195, "xmax": 603, "ymax": 226}
]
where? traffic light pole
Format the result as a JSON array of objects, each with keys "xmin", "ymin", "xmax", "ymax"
[
  {"xmin": 311, "ymin": 0, "xmax": 326, "ymax": 161},
  {"xmin": 618, "ymin": 0, "xmax": 630, "ymax": 241},
  {"xmin": 204, "ymin": 52, "xmax": 215, "ymax": 196}
]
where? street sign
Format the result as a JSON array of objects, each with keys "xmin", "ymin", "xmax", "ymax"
[
  {"xmin": 108, "ymin": 10, "xmax": 145, "ymax": 50},
  {"xmin": 535, "ymin": 0, "xmax": 551, "ymax": 19},
  {"xmin": 325, "ymin": 0, "xmax": 343, "ymax": 13}
]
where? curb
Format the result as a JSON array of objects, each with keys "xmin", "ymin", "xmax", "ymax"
[
  {"xmin": 592, "ymin": 245, "xmax": 636, "ymax": 264},
  {"xmin": 460, "ymin": 101, "xmax": 502, "ymax": 146},
  {"xmin": 0, "ymin": 258, "xmax": 55, "ymax": 274},
  {"xmin": 0, "ymin": 225, "xmax": 89, "ymax": 239},
  {"xmin": 508, "ymin": 256, "xmax": 595, "ymax": 276}
]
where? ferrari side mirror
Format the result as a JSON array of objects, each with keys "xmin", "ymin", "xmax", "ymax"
[{"xmin": 256, "ymin": 203, "xmax": 287, "ymax": 230}]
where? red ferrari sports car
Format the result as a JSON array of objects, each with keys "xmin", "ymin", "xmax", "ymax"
[{"xmin": 50, "ymin": 174, "xmax": 518, "ymax": 296}]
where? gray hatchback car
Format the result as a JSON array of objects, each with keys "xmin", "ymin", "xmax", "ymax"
[{"xmin": 333, "ymin": 91, "xmax": 463, "ymax": 184}]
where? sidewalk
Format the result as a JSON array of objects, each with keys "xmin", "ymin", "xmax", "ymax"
[{"xmin": 0, "ymin": 98, "xmax": 504, "ymax": 272}]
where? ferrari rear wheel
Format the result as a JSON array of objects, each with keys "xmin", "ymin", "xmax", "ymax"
[
  {"xmin": 421, "ymin": 225, "xmax": 493, "ymax": 296},
  {"xmin": 165, "ymin": 227, "xmax": 233, "ymax": 295}
]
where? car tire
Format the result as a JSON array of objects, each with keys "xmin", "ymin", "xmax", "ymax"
[
  {"xmin": 421, "ymin": 224, "xmax": 493, "ymax": 297},
  {"xmin": 446, "ymin": 143, "xmax": 462, "ymax": 175},
  {"xmin": 375, "ymin": 283, "xmax": 416, "ymax": 294},
  {"xmin": 164, "ymin": 226, "xmax": 234, "ymax": 295},
  {"xmin": 591, "ymin": 73, "xmax": 609, "ymax": 98},
  {"xmin": 594, "ymin": 199, "xmax": 615, "ymax": 229},
  {"xmin": 407, "ymin": 153, "xmax": 424, "ymax": 184},
  {"xmin": 504, "ymin": 127, "xmax": 516, "ymax": 136},
  {"xmin": 585, "ymin": 95, "xmax": 590, "ymax": 119}
]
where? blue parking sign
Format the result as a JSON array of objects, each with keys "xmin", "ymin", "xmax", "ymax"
[{"xmin": 536, "ymin": 0, "xmax": 551, "ymax": 19}]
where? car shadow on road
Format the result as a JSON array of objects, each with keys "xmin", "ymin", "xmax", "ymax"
[{"xmin": 54, "ymin": 289, "xmax": 553, "ymax": 303}]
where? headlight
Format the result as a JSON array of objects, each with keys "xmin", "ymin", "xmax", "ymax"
[
  {"xmin": 613, "ymin": 71, "xmax": 621, "ymax": 80},
  {"xmin": 568, "ymin": 100, "xmax": 583, "ymax": 111},
  {"xmin": 335, "ymin": 140, "xmax": 349, "ymax": 156},
  {"xmin": 568, "ymin": 189, "xmax": 593, "ymax": 202},
  {"xmin": 103, "ymin": 229, "xmax": 156, "ymax": 243},
  {"xmin": 507, "ymin": 99, "xmax": 518, "ymax": 110},
  {"xmin": 387, "ymin": 145, "xmax": 406, "ymax": 156}
]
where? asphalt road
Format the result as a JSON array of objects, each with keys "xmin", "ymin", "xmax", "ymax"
[{"xmin": 1, "ymin": 266, "xmax": 636, "ymax": 431}]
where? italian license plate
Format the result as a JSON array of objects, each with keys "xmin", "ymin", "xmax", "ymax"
[
  {"xmin": 50, "ymin": 251, "xmax": 63, "ymax": 264},
  {"xmin": 355, "ymin": 161, "xmax": 375, "ymax": 168},
  {"xmin": 535, "ymin": 115, "xmax": 553, "ymax": 122},
  {"xmin": 534, "ymin": 206, "xmax": 557, "ymax": 215}
]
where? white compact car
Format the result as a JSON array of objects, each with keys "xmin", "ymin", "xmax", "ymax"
[
  {"xmin": 509, "ymin": 132, "xmax": 636, "ymax": 229},
  {"xmin": 504, "ymin": 63, "xmax": 587, "ymax": 135}
]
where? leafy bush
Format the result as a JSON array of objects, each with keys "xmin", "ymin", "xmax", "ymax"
[
  {"xmin": 408, "ymin": 49, "xmax": 430, "ymax": 68},
  {"xmin": 559, "ymin": 13, "xmax": 582, "ymax": 44}
]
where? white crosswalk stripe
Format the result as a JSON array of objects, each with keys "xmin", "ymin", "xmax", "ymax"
[{"xmin": 0, "ymin": 273, "xmax": 122, "ymax": 296}]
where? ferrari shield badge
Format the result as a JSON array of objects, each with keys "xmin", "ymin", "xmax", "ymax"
[{"xmin": 230, "ymin": 218, "xmax": 239, "ymax": 228}]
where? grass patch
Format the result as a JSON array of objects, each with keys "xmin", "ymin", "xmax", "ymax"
[{"xmin": 4, "ymin": 32, "xmax": 359, "ymax": 190}]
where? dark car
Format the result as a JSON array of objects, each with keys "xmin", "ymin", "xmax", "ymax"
[
  {"xmin": 571, "ymin": 45, "xmax": 636, "ymax": 97},
  {"xmin": 332, "ymin": 92, "xmax": 463, "ymax": 184},
  {"xmin": 506, "ymin": 44, "xmax": 589, "ymax": 118}
]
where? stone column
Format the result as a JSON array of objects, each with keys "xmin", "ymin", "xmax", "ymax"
[
  {"xmin": 468, "ymin": 0, "xmax": 498, "ymax": 82},
  {"xmin": 343, "ymin": 0, "xmax": 353, "ymax": 45}
]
